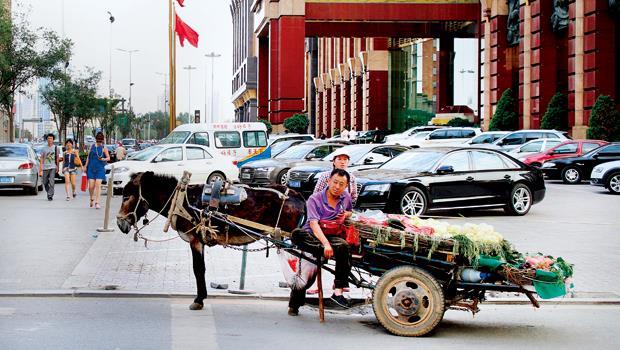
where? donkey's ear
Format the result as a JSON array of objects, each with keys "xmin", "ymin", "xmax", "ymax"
[{"xmin": 131, "ymin": 172, "xmax": 144, "ymax": 185}]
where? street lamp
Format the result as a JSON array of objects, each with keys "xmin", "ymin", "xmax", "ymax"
[
  {"xmin": 117, "ymin": 48, "xmax": 139, "ymax": 113},
  {"xmin": 183, "ymin": 65, "xmax": 197, "ymax": 123},
  {"xmin": 107, "ymin": 11, "xmax": 115, "ymax": 98},
  {"xmin": 205, "ymin": 52, "xmax": 221, "ymax": 123},
  {"xmin": 155, "ymin": 72, "xmax": 168, "ymax": 113}
]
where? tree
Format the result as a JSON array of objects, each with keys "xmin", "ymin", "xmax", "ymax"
[
  {"xmin": 142, "ymin": 110, "xmax": 170, "ymax": 139},
  {"xmin": 587, "ymin": 95, "xmax": 620, "ymax": 141},
  {"xmin": 446, "ymin": 117, "xmax": 474, "ymax": 127},
  {"xmin": 401, "ymin": 109, "xmax": 434, "ymax": 129},
  {"xmin": 540, "ymin": 92, "xmax": 568, "ymax": 131},
  {"xmin": 258, "ymin": 118, "xmax": 272, "ymax": 134},
  {"xmin": 0, "ymin": 6, "xmax": 72, "ymax": 141},
  {"xmin": 489, "ymin": 88, "xmax": 519, "ymax": 131},
  {"xmin": 283, "ymin": 113, "xmax": 309, "ymax": 134},
  {"xmin": 176, "ymin": 112, "xmax": 190, "ymax": 125}
]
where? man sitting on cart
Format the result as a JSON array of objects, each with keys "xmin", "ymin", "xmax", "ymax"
[{"xmin": 288, "ymin": 168, "xmax": 353, "ymax": 316}]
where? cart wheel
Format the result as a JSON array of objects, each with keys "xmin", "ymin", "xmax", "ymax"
[{"xmin": 372, "ymin": 266, "xmax": 445, "ymax": 337}]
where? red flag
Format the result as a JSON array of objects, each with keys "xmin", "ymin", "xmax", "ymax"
[
  {"xmin": 175, "ymin": 14, "xmax": 199, "ymax": 48},
  {"xmin": 177, "ymin": 0, "xmax": 185, "ymax": 7}
]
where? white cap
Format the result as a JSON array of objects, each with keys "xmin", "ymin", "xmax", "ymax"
[{"xmin": 330, "ymin": 149, "xmax": 350, "ymax": 161}]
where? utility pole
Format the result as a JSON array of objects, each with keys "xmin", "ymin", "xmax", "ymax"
[
  {"xmin": 205, "ymin": 52, "xmax": 221, "ymax": 123},
  {"xmin": 107, "ymin": 11, "xmax": 115, "ymax": 98},
  {"xmin": 117, "ymin": 49, "xmax": 139, "ymax": 113},
  {"xmin": 156, "ymin": 72, "xmax": 168, "ymax": 113},
  {"xmin": 183, "ymin": 65, "xmax": 197, "ymax": 123}
]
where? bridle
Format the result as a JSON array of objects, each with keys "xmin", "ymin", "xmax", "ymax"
[{"xmin": 120, "ymin": 182, "xmax": 151, "ymax": 229}]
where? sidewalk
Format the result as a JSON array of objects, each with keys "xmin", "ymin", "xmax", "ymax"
[{"xmin": 58, "ymin": 191, "xmax": 620, "ymax": 302}]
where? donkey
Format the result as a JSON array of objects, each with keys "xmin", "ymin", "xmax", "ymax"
[{"xmin": 116, "ymin": 171, "xmax": 306, "ymax": 310}]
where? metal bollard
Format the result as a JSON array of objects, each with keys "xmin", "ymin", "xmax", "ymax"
[
  {"xmin": 97, "ymin": 165, "xmax": 115, "ymax": 233},
  {"xmin": 228, "ymin": 244, "xmax": 255, "ymax": 295}
]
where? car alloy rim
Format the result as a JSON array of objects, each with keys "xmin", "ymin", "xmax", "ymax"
[
  {"xmin": 512, "ymin": 187, "xmax": 531, "ymax": 213},
  {"xmin": 209, "ymin": 174, "xmax": 224, "ymax": 183},
  {"xmin": 401, "ymin": 191, "xmax": 425, "ymax": 216},
  {"xmin": 565, "ymin": 168, "xmax": 579, "ymax": 182},
  {"xmin": 610, "ymin": 175, "xmax": 620, "ymax": 193},
  {"xmin": 280, "ymin": 171, "xmax": 289, "ymax": 185}
]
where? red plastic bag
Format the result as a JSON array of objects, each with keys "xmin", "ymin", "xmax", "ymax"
[
  {"xmin": 80, "ymin": 173, "xmax": 87, "ymax": 192},
  {"xmin": 278, "ymin": 249, "xmax": 317, "ymax": 291},
  {"xmin": 344, "ymin": 225, "xmax": 360, "ymax": 246}
]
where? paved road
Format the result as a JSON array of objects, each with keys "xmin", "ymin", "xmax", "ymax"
[
  {"xmin": 1, "ymin": 181, "xmax": 619, "ymax": 298},
  {"xmin": 1, "ymin": 297, "xmax": 618, "ymax": 350}
]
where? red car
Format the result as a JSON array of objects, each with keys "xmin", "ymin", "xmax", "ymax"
[{"xmin": 522, "ymin": 139, "xmax": 609, "ymax": 167}]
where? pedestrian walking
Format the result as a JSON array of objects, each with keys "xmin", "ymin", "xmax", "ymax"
[
  {"xmin": 349, "ymin": 126, "xmax": 357, "ymax": 142},
  {"xmin": 62, "ymin": 139, "xmax": 84, "ymax": 200},
  {"xmin": 116, "ymin": 143, "xmax": 126, "ymax": 161},
  {"xmin": 340, "ymin": 126, "xmax": 350, "ymax": 141},
  {"xmin": 38, "ymin": 133, "xmax": 62, "ymax": 201},
  {"xmin": 84, "ymin": 132, "xmax": 110, "ymax": 209}
]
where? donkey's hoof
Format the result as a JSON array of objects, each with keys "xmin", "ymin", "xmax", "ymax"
[{"xmin": 189, "ymin": 302, "xmax": 204, "ymax": 310}]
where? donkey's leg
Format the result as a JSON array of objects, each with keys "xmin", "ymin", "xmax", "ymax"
[{"xmin": 189, "ymin": 236, "xmax": 207, "ymax": 310}]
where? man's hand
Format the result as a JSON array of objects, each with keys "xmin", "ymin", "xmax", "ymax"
[{"xmin": 323, "ymin": 242, "xmax": 334, "ymax": 259}]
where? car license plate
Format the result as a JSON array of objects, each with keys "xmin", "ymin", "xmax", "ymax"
[
  {"xmin": 241, "ymin": 173, "xmax": 251, "ymax": 179},
  {"xmin": 289, "ymin": 180, "xmax": 301, "ymax": 187},
  {"xmin": 0, "ymin": 176, "xmax": 14, "ymax": 184}
]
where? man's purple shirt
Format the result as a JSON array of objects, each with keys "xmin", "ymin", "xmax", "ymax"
[{"xmin": 303, "ymin": 189, "xmax": 352, "ymax": 232}]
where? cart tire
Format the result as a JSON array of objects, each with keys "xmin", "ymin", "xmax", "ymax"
[{"xmin": 372, "ymin": 266, "xmax": 445, "ymax": 337}]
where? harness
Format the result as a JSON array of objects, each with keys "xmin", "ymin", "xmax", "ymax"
[{"xmin": 125, "ymin": 171, "xmax": 294, "ymax": 250}]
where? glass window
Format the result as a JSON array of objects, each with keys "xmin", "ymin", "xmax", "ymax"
[
  {"xmin": 520, "ymin": 141, "xmax": 544, "ymax": 153},
  {"xmin": 582, "ymin": 143, "xmax": 602, "ymax": 154},
  {"xmin": 132, "ymin": 146, "xmax": 164, "ymax": 161},
  {"xmin": 544, "ymin": 140, "xmax": 562, "ymax": 150},
  {"xmin": 524, "ymin": 132, "xmax": 543, "ymax": 142},
  {"xmin": 311, "ymin": 145, "xmax": 333, "ymax": 159},
  {"xmin": 214, "ymin": 131, "xmax": 241, "ymax": 148},
  {"xmin": 470, "ymin": 134, "xmax": 494, "ymax": 144},
  {"xmin": 545, "ymin": 133, "xmax": 560, "ymax": 139},
  {"xmin": 186, "ymin": 147, "xmax": 208, "ymax": 160},
  {"xmin": 189, "ymin": 132, "xmax": 209, "ymax": 146},
  {"xmin": 243, "ymin": 131, "xmax": 268, "ymax": 147},
  {"xmin": 381, "ymin": 151, "xmax": 444, "ymax": 172},
  {"xmin": 599, "ymin": 144, "xmax": 620, "ymax": 154},
  {"xmin": 389, "ymin": 147, "xmax": 408, "ymax": 157},
  {"xmin": 154, "ymin": 147, "xmax": 183, "ymax": 162},
  {"xmin": 438, "ymin": 151, "xmax": 470, "ymax": 172},
  {"xmin": 553, "ymin": 143, "xmax": 578, "ymax": 154},
  {"xmin": 472, "ymin": 151, "xmax": 507, "ymax": 170},
  {"xmin": 501, "ymin": 133, "xmax": 524, "ymax": 146},
  {"xmin": 429, "ymin": 130, "xmax": 448, "ymax": 140},
  {"xmin": 159, "ymin": 131, "xmax": 190, "ymax": 144},
  {"xmin": 446, "ymin": 129, "xmax": 463, "ymax": 139},
  {"xmin": 275, "ymin": 145, "xmax": 316, "ymax": 159},
  {"xmin": 0, "ymin": 146, "xmax": 28, "ymax": 157},
  {"xmin": 461, "ymin": 129, "xmax": 477, "ymax": 138},
  {"xmin": 363, "ymin": 148, "xmax": 392, "ymax": 164}
]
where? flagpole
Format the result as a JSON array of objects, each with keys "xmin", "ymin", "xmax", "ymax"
[{"xmin": 168, "ymin": 0, "xmax": 176, "ymax": 132}]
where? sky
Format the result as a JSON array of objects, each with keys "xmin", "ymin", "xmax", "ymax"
[
  {"xmin": 16, "ymin": 0, "xmax": 234, "ymax": 122},
  {"xmin": 14, "ymin": 0, "xmax": 478, "ymax": 125}
]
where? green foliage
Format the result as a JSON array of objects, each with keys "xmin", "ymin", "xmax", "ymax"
[
  {"xmin": 541, "ymin": 92, "xmax": 568, "ymax": 131},
  {"xmin": 401, "ymin": 109, "xmax": 434, "ymax": 129},
  {"xmin": 587, "ymin": 95, "xmax": 620, "ymax": 141},
  {"xmin": 283, "ymin": 113, "xmax": 310, "ymax": 134},
  {"xmin": 176, "ymin": 112, "xmax": 190, "ymax": 125},
  {"xmin": 0, "ymin": 5, "xmax": 72, "ymax": 141},
  {"xmin": 141, "ymin": 111, "xmax": 170, "ymax": 140},
  {"xmin": 258, "ymin": 119, "xmax": 272, "ymax": 134},
  {"xmin": 489, "ymin": 88, "xmax": 519, "ymax": 131},
  {"xmin": 446, "ymin": 117, "xmax": 474, "ymax": 127},
  {"xmin": 333, "ymin": 128, "xmax": 341, "ymax": 136}
]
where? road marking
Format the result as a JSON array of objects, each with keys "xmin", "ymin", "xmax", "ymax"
[
  {"xmin": 0, "ymin": 307, "xmax": 16, "ymax": 316},
  {"xmin": 171, "ymin": 301, "xmax": 218, "ymax": 350}
]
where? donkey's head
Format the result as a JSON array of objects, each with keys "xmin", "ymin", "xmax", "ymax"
[{"xmin": 116, "ymin": 172, "xmax": 154, "ymax": 234}]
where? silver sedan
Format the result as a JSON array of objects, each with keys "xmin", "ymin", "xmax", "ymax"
[{"xmin": 0, "ymin": 143, "xmax": 42, "ymax": 195}]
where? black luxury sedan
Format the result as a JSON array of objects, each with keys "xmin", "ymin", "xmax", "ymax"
[
  {"xmin": 541, "ymin": 142, "xmax": 620, "ymax": 184},
  {"xmin": 353, "ymin": 147, "xmax": 546, "ymax": 216},
  {"xmin": 287, "ymin": 144, "xmax": 410, "ymax": 197}
]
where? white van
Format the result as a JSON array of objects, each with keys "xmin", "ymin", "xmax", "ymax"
[{"xmin": 159, "ymin": 122, "xmax": 269, "ymax": 166}]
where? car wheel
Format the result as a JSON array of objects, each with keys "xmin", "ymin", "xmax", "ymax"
[
  {"xmin": 207, "ymin": 172, "xmax": 226, "ymax": 184},
  {"xmin": 561, "ymin": 166, "xmax": 582, "ymax": 184},
  {"xmin": 504, "ymin": 183, "xmax": 532, "ymax": 216},
  {"xmin": 606, "ymin": 172, "xmax": 620, "ymax": 194},
  {"xmin": 399, "ymin": 186, "xmax": 427, "ymax": 216},
  {"xmin": 277, "ymin": 169, "xmax": 289, "ymax": 186}
]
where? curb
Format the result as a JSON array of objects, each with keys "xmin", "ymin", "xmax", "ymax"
[{"xmin": 1, "ymin": 289, "xmax": 620, "ymax": 305}]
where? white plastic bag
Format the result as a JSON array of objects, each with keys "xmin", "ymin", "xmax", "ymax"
[{"xmin": 278, "ymin": 248, "xmax": 317, "ymax": 291}]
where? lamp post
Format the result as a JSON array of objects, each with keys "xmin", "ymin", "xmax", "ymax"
[
  {"xmin": 458, "ymin": 69, "xmax": 476, "ymax": 112},
  {"xmin": 156, "ymin": 72, "xmax": 168, "ymax": 113},
  {"xmin": 107, "ymin": 11, "xmax": 115, "ymax": 98},
  {"xmin": 117, "ymin": 48, "xmax": 139, "ymax": 113},
  {"xmin": 205, "ymin": 52, "xmax": 221, "ymax": 123},
  {"xmin": 183, "ymin": 65, "xmax": 197, "ymax": 123}
]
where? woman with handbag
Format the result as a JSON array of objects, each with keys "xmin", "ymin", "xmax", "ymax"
[
  {"xmin": 288, "ymin": 168, "xmax": 353, "ymax": 316},
  {"xmin": 84, "ymin": 132, "xmax": 110, "ymax": 209},
  {"xmin": 62, "ymin": 139, "xmax": 85, "ymax": 200}
]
